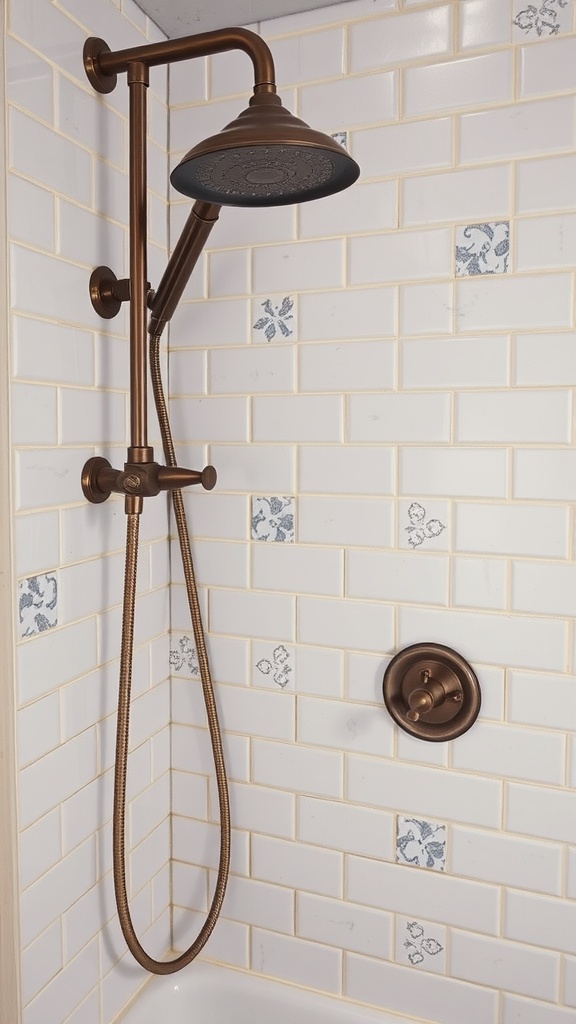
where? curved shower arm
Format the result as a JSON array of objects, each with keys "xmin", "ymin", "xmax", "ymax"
[{"xmin": 84, "ymin": 26, "xmax": 277, "ymax": 94}]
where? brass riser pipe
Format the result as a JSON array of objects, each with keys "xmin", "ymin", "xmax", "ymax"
[{"xmin": 113, "ymin": 334, "xmax": 230, "ymax": 974}]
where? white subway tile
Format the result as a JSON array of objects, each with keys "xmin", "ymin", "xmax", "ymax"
[
  {"xmin": 453, "ymin": 556, "xmax": 507, "ymax": 610},
  {"xmin": 17, "ymin": 692, "xmax": 60, "ymax": 768},
  {"xmin": 253, "ymin": 395, "xmax": 342, "ymax": 442},
  {"xmin": 520, "ymin": 35, "xmax": 576, "ymax": 98},
  {"xmin": 183, "ymin": 491, "xmax": 247, "ymax": 541},
  {"xmin": 11, "ymin": 383, "xmax": 57, "ymax": 446},
  {"xmin": 171, "ymin": 539, "xmax": 247, "ymax": 589},
  {"xmin": 209, "ymin": 345, "xmax": 295, "ymax": 395},
  {"xmin": 21, "ymin": 920, "xmax": 62, "ymax": 1007},
  {"xmin": 347, "ymin": 754, "xmax": 501, "ymax": 828},
  {"xmin": 456, "ymin": 274, "xmax": 574, "ymax": 332},
  {"xmin": 17, "ymin": 617, "xmax": 98, "ymax": 704},
  {"xmin": 20, "ymin": 836, "xmax": 96, "ymax": 947},
  {"xmin": 299, "ymin": 445, "xmax": 394, "ymax": 496},
  {"xmin": 298, "ymin": 596, "xmax": 394, "ymax": 653},
  {"xmin": 172, "ymin": 725, "xmax": 248, "ymax": 784},
  {"xmin": 347, "ymin": 856, "xmax": 500, "ymax": 934},
  {"xmin": 516, "ymin": 213, "xmax": 576, "ymax": 271},
  {"xmin": 506, "ymin": 783, "xmax": 576, "ymax": 844},
  {"xmin": 456, "ymin": 389, "xmax": 571, "ymax": 443},
  {"xmin": 170, "ymin": 396, "xmax": 248, "ymax": 442},
  {"xmin": 270, "ymin": 27, "xmax": 344, "ymax": 88},
  {"xmin": 298, "ymin": 496, "xmax": 393, "ymax": 547},
  {"xmin": 298, "ymin": 893, "xmax": 392, "ymax": 958},
  {"xmin": 354, "ymin": 118, "xmax": 452, "ymax": 178},
  {"xmin": 12, "ymin": 316, "xmax": 94, "ymax": 387},
  {"xmin": 292, "ymin": 645, "xmax": 343, "ymax": 699},
  {"xmin": 58, "ymin": 200, "xmax": 126, "ymax": 272},
  {"xmin": 174, "ymin": 910, "xmax": 248, "ymax": 967},
  {"xmin": 402, "ymin": 336, "xmax": 509, "ymax": 389},
  {"xmin": 7, "ymin": 37, "xmax": 53, "ymax": 122},
  {"xmin": 209, "ymin": 249, "xmax": 250, "ymax": 298},
  {"xmin": 253, "ymin": 239, "xmax": 343, "ymax": 294},
  {"xmin": 58, "ymin": 75, "xmax": 123, "ymax": 169},
  {"xmin": 347, "ymin": 549, "xmax": 448, "ymax": 606},
  {"xmin": 261, "ymin": 0, "xmax": 396, "ymax": 35},
  {"xmin": 503, "ymin": 995, "xmax": 575, "ymax": 1024},
  {"xmin": 171, "ymin": 861, "xmax": 207, "ymax": 915},
  {"xmin": 9, "ymin": 109, "xmax": 91, "ymax": 206},
  {"xmin": 400, "ymin": 282, "xmax": 454, "ymax": 336},
  {"xmin": 300, "ymin": 340, "xmax": 395, "ymax": 393},
  {"xmin": 401, "ymin": 447, "xmax": 507, "ymax": 499},
  {"xmin": 252, "ymin": 544, "xmax": 343, "ymax": 597},
  {"xmin": 252, "ymin": 738, "xmax": 342, "ymax": 798},
  {"xmin": 217, "ymin": 683, "xmax": 295, "ymax": 741},
  {"xmin": 220, "ymin": 874, "xmax": 294, "ymax": 934},
  {"xmin": 300, "ymin": 72, "xmax": 397, "ymax": 131},
  {"xmin": 349, "ymin": 6, "xmax": 452, "ymax": 73},
  {"xmin": 225, "ymin": 780, "xmax": 294, "ymax": 839},
  {"xmin": 209, "ymin": 444, "xmax": 294, "ymax": 493},
  {"xmin": 60, "ymin": 388, "xmax": 126, "ymax": 446},
  {"xmin": 10, "ymin": 0, "xmax": 86, "ymax": 88},
  {"xmin": 204, "ymin": 204, "xmax": 295, "ymax": 251},
  {"xmin": 455, "ymin": 502, "xmax": 568, "ymax": 558},
  {"xmin": 514, "ymin": 449, "xmax": 576, "ymax": 501},
  {"xmin": 210, "ymin": 589, "xmax": 294, "ymax": 641},
  {"xmin": 299, "ymin": 181, "xmax": 397, "ymax": 240},
  {"xmin": 451, "ymin": 931, "xmax": 559, "ymax": 1001},
  {"xmin": 452, "ymin": 825, "xmax": 562, "ymax": 894},
  {"xmin": 515, "ymin": 332, "xmax": 576, "ymax": 386},
  {"xmin": 459, "ymin": 0, "xmax": 511, "ymax": 50},
  {"xmin": 170, "ymin": 96, "xmax": 249, "ymax": 155},
  {"xmin": 9, "ymin": 175, "xmax": 54, "ymax": 252},
  {"xmin": 348, "ymin": 393, "xmax": 451, "ymax": 443},
  {"xmin": 346, "ymin": 954, "xmax": 498, "ymax": 1024},
  {"xmin": 404, "ymin": 51, "xmax": 513, "ymax": 117},
  {"xmin": 170, "ymin": 299, "xmax": 248, "ymax": 348},
  {"xmin": 508, "ymin": 670, "xmax": 576, "ymax": 731},
  {"xmin": 398, "ymin": 606, "xmax": 566, "ymax": 672},
  {"xmin": 506, "ymin": 890, "xmax": 576, "ymax": 955},
  {"xmin": 169, "ymin": 56, "xmax": 207, "ymax": 106},
  {"xmin": 168, "ymin": 350, "xmax": 206, "ymax": 397},
  {"xmin": 452, "ymin": 721, "xmax": 565, "ymax": 785},
  {"xmin": 299, "ymin": 287, "xmax": 396, "ymax": 342},
  {"xmin": 349, "ymin": 228, "xmax": 451, "ymax": 285},
  {"xmin": 252, "ymin": 834, "xmax": 343, "ymax": 897},
  {"xmin": 403, "ymin": 166, "xmax": 510, "ymax": 226},
  {"xmin": 11, "ymin": 244, "xmax": 114, "ymax": 331},
  {"xmin": 298, "ymin": 795, "xmax": 394, "ymax": 860},
  {"xmin": 298, "ymin": 695, "xmax": 394, "ymax": 758},
  {"xmin": 19, "ymin": 808, "xmax": 61, "ymax": 890},
  {"xmin": 460, "ymin": 97, "xmax": 576, "ymax": 164},
  {"xmin": 512, "ymin": 560, "xmax": 576, "ymax": 617},
  {"xmin": 516, "ymin": 154, "xmax": 576, "ymax": 215},
  {"xmin": 251, "ymin": 927, "xmax": 341, "ymax": 993}
]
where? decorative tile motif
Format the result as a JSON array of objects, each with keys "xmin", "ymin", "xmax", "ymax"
[
  {"xmin": 405, "ymin": 502, "xmax": 446, "ymax": 548},
  {"xmin": 251, "ymin": 496, "xmax": 295, "ymax": 543},
  {"xmin": 331, "ymin": 131, "xmax": 348, "ymax": 150},
  {"xmin": 397, "ymin": 816, "xmax": 447, "ymax": 871},
  {"xmin": 513, "ymin": 0, "xmax": 571, "ymax": 37},
  {"xmin": 255, "ymin": 643, "xmax": 293, "ymax": 689},
  {"xmin": 18, "ymin": 573, "xmax": 58, "ymax": 639},
  {"xmin": 253, "ymin": 296, "xmax": 295, "ymax": 342},
  {"xmin": 169, "ymin": 634, "xmax": 199, "ymax": 675},
  {"xmin": 455, "ymin": 222, "xmax": 510, "ymax": 277},
  {"xmin": 396, "ymin": 919, "xmax": 446, "ymax": 973}
]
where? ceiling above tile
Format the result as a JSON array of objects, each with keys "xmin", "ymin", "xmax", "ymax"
[{"xmin": 135, "ymin": 0, "xmax": 351, "ymax": 37}]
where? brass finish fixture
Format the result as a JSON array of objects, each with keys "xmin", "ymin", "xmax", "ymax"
[
  {"xmin": 382, "ymin": 643, "xmax": 481, "ymax": 742},
  {"xmin": 82, "ymin": 23, "xmax": 359, "ymax": 977}
]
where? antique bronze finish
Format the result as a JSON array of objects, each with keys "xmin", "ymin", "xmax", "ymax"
[{"xmin": 383, "ymin": 643, "xmax": 481, "ymax": 742}]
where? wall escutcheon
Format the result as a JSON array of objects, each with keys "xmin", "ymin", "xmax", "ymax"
[{"xmin": 383, "ymin": 642, "xmax": 481, "ymax": 742}]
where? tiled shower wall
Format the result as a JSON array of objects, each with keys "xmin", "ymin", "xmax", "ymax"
[
  {"xmin": 7, "ymin": 0, "xmax": 172, "ymax": 1019},
  {"xmin": 167, "ymin": 1, "xmax": 576, "ymax": 1022}
]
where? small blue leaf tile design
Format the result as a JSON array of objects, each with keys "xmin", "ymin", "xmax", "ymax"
[
  {"xmin": 396, "ymin": 919, "xmax": 446, "ymax": 973},
  {"xmin": 513, "ymin": 0, "xmax": 571, "ymax": 37},
  {"xmin": 169, "ymin": 634, "xmax": 199, "ymax": 675},
  {"xmin": 255, "ymin": 644, "xmax": 293, "ymax": 689},
  {"xmin": 397, "ymin": 815, "xmax": 446, "ymax": 871},
  {"xmin": 251, "ymin": 496, "xmax": 295, "ymax": 543},
  {"xmin": 455, "ymin": 222, "xmax": 510, "ymax": 277},
  {"xmin": 253, "ymin": 296, "xmax": 295, "ymax": 342},
  {"xmin": 405, "ymin": 502, "xmax": 446, "ymax": 548},
  {"xmin": 331, "ymin": 131, "xmax": 348, "ymax": 150},
  {"xmin": 18, "ymin": 573, "xmax": 58, "ymax": 639}
]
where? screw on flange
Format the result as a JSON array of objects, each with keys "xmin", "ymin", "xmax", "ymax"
[{"xmin": 122, "ymin": 474, "xmax": 141, "ymax": 493}]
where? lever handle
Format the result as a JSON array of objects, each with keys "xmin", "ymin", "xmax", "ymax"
[
  {"xmin": 405, "ymin": 670, "xmax": 446, "ymax": 723},
  {"xmin": 157, "ymin": 465, "xmax": 217, "ymax": 491}
]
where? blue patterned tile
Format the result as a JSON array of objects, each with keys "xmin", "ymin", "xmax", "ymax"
[
  {"xmin": 169, "ymin": 633, "xmax": 199, "ymax": 676},
  {"xmin": 18, "ymin": 573, "xmax": 58, "ymax": 639},
  {"xmin": 251, "ymin": 496, "xmax": 295, "ymax": 543},
  {"xmin": 513, "ymin": 0, "xmax": 572, "ymax": 38},
  {"xmin": 252, "ymin": 295, "xmax": 295, "ymax": 343},
  {"xmin": 403, "ymin": 501, "xmax": 446, "ymax": 549},
  {"xmin": 331, "ymin": 131, "xmax": 348, "ymax": 150},
  {"xmin": 455, "ymin": 222, "xmax": 510, "ymax": 277},
  {"xmin": 253, "ymin": 641, "xmax": 294, "ymax": 689},
  {"xmin": 397, "ymin": 815, "xmax": 446, "ymax": 871},
  {"xmin": 396, "ymin": 918, "xmax": 446, "ymax": 973}
]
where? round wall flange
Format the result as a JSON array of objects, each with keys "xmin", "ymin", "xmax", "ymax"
[
  {"xmin": 82, "ymin": 456, "xmax": 114, "ymax": 504},
  {"xmin": 383, "ymin": 642, "xmax": 481, "ymax": 742},
  {"xmin": 90, "ymin": 267, "xmax": 126, "ymax": 319},
  {"xmin": 84, "ymin": 37, "xmax": 117, "ymax": 94}
]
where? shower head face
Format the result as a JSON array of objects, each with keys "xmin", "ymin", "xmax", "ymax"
[{"xmin": 170, "ymin": 92, "xmax": 360, "ymax": 207}]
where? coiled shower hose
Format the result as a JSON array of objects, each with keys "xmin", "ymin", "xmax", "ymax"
[{"xmin": 112, "ymin": 332, "xmax": 230, "ymax": 975}]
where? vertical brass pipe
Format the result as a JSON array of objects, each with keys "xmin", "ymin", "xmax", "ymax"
[{"xmin": 127, "ymin": 61, "xmax": 150, "ymax": 455}]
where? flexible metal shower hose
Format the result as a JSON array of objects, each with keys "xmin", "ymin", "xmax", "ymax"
[{"xmin": 112, "ymin": 332, "xmax": 230, "ymax": 975}]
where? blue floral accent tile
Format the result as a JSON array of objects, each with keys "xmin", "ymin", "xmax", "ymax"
[
  {"xmin": 397, "ymin": 815, "xmax": 446, "ymax": 871},
  {"xmin": 455, "ymin": 222, "xmax": 510, "ymax": 277},
  {"xmin": 396, "ymin": 918, "xmax": 446, "ymax": 974},
  {"xmin": 252, "ymin": 295, "xmax": 295, "ymax": 343},
  {"xmin": 331, "ymin": 131, "xmax": 348, "ymax": 150},
  {"xmin": 253, "ymin": 641, "xmax": 294, "ymax": 689},
  {"xmin": 251, "ymin": 496, "xmax": 295, "ymax": 543},
  {"xmin": 18, "ymin": 573, "xmax": 58, "ymax": 639},
  {"xmin": 513, "ymin": 0, "xmax": 571, "ymax": 38},
  {"xmin": 404, "ymin": 502, "xmax": 446, "ymax": 549},
  {"xmin": 169, "ymin": 634, "xmax": 199, "ymax": 676}
]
